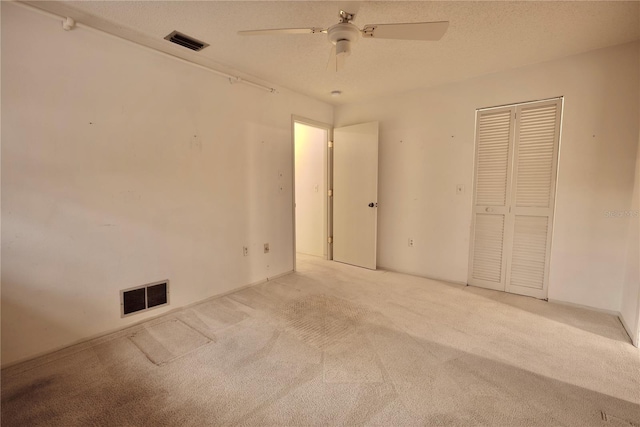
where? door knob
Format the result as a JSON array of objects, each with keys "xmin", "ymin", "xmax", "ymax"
[{"xmin": 368, "ymin": 202, "xmax": 377, "ymax": 208}]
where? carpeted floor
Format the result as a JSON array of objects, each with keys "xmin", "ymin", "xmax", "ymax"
[{"xmin": 2, "ymin": 255, "xmax": 640, "ymax": 426}]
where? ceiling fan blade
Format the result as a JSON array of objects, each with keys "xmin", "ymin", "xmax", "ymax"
[
  {"xmin": 238, "ymin": 27, "xmax": 326, "ymax": 36},
  {"xmin": 362, "ymin": 21, "xmax": 449, "ymax": 41}
]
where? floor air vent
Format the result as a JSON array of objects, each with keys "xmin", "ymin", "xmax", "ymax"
[
  {"xmin": 121, "ymin": 280, "xmax": 170, "ymax": 317},
  {"xmin": 164, "ymin": 31, "xmax": 209, "ymax": 51}
]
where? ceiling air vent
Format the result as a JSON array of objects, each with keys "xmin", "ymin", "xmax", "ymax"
[
  {"xmin": 121, "ymin": 280, "xmax": 170, "ymax": 317},
  {"xmin": 164, "ymin": 31, "xmax": 209, "ymax": 51}
]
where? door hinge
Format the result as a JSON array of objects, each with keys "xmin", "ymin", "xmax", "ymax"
[
  {"xmin": 328, "ymin": 141, "xmax": 334, "ymax": 148},
  {"xmin": 328, "ymin": 237, "xmax": 333, "ymax": 244},
  {"xmin": 328, "ymin": 189, "xmax": 333, "ymax": 197}
]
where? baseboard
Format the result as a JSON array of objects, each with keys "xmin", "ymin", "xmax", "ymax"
[
  {"xmin": 547, "ymin": 298, "xmax": 640, "ymax": 347},
  {"xmin": 546, "ymin": 298, "xmax": 621, "ymax": 317},
  {"xmin": 1, "ymin": 270, "xmax": 295, "ymax": 371},
  {"xmin": 618, "ymin": 313, "xmax": 639, "ymax": 348},
  {"xmin": 376, "ymin": 266, "xmax": 467, "ymax": 286}
]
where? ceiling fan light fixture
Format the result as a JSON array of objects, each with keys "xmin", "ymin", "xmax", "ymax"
[{"xmin": 335, "ymin": 39, "xmax": 351, "ymax": 57}]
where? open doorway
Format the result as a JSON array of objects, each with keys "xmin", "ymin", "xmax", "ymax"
[{"xmin": 293, "ymin": 119, "xmax": 331, "ymax": 269}]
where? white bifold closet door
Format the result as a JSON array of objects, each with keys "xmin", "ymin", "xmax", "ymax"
[{"xmin": 468, "ymin": 98, "xmax": 561, "ymax": 299}]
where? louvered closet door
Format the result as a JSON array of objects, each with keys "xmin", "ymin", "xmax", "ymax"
[
  {"xmin": 468, "ymin": 107, "xmax": 515, "ymax": 291},
  {"xmin": 505, "ymin": 99, "xmax": 561, "ymax": 298},
  {"xmin": 469, "ymin": 99, "xmax": 561, "ymax": 299}
]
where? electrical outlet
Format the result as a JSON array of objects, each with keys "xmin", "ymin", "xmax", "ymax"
[
  {"xmin": 243, "ymin": 246, "xmax": 249, "ymax": 256},
  {"xmin": 408, "ymin": 238, "xmax": 414, "ymax": 247},
  {"xmin": 264, "ymin": 243, "xmax": 269, "ymax": 253}
]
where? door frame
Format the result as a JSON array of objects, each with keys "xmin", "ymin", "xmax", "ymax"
[{"xmin": 291, "ymin": 115, "xmax": 333, "ymax": 271}]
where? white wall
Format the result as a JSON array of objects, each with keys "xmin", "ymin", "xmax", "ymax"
[
  {"xmin": 0, "ymin": 3, "xmax": 332, "ymax": 365},
  {"xmin": 294, "ymin": 123, "xmax": 326, "ymax": 257},
  {"xmin": 335, "ymin": 41, "xmax": 640, "ymax": 313}
]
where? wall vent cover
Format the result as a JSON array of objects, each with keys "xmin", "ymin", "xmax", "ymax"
[
  {"xmin": 121, "ymin": 280, "xmax": 170, "ymax": 317},
  {"xmin": 164, "ymin": 31, "xmax": 209, "ymax": 51}
]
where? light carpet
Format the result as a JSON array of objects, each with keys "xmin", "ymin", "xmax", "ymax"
[{"xmin": 2, "ymin": 255, "xmax": 639, "ymax": 426}]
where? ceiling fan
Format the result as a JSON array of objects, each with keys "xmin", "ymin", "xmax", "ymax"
[{"xmin": 239, "ymin": 10, "xmax": 449, "ymax": 72}]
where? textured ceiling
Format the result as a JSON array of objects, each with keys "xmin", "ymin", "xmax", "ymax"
[{"xmin": 24, "ymin": 1, "xmax": 640, "ymax": 105}]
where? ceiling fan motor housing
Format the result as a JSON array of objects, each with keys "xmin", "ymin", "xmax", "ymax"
[{"xmin": 327, "ymin": 22, "xmax": 361, "ymax": 46}]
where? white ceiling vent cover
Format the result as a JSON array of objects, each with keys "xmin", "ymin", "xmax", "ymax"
[{"xmin": 164, "ymin": 31, "xmax": 209, "ymax": 51}]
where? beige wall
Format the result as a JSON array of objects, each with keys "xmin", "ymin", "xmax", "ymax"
[
  {"xmin": 335, "ymin": 41, "xmax": 640, "ymax": 313},
  {"xmin": 294, "ymin": 123, "xmax": 327, "ymax": 257},
  {"xmin": 1, "ymin": 3, "xmax": 332, "ymax": 365}
]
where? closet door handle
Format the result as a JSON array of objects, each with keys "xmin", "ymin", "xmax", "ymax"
[{"xmin": 485, "ymin": 207, "xmax": 494, "ymax": 213}]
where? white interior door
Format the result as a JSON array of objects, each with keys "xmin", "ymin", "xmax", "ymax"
[
  {"xmin": 333, "ymin": 121, "xmax": 379, "ymax": 269},
  {"xmin": 469, "ymin": 99, "xmax": 561, "ymax": 299}
]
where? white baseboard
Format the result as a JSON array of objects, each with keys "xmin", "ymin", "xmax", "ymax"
[
  {"xmin": 618, "ymin": 313, "xmax": 639, "ymax": 348},
  {"xmin": 548, "ymin": 298, "xmax": 639, "ymax": 348},
  {"xmin": 376, "ymin": 266, "xmax": 467, "ymax": 286},
  {"xmin": 547, "ymin": 298, "xmax": 620, "ymax": 317}
]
